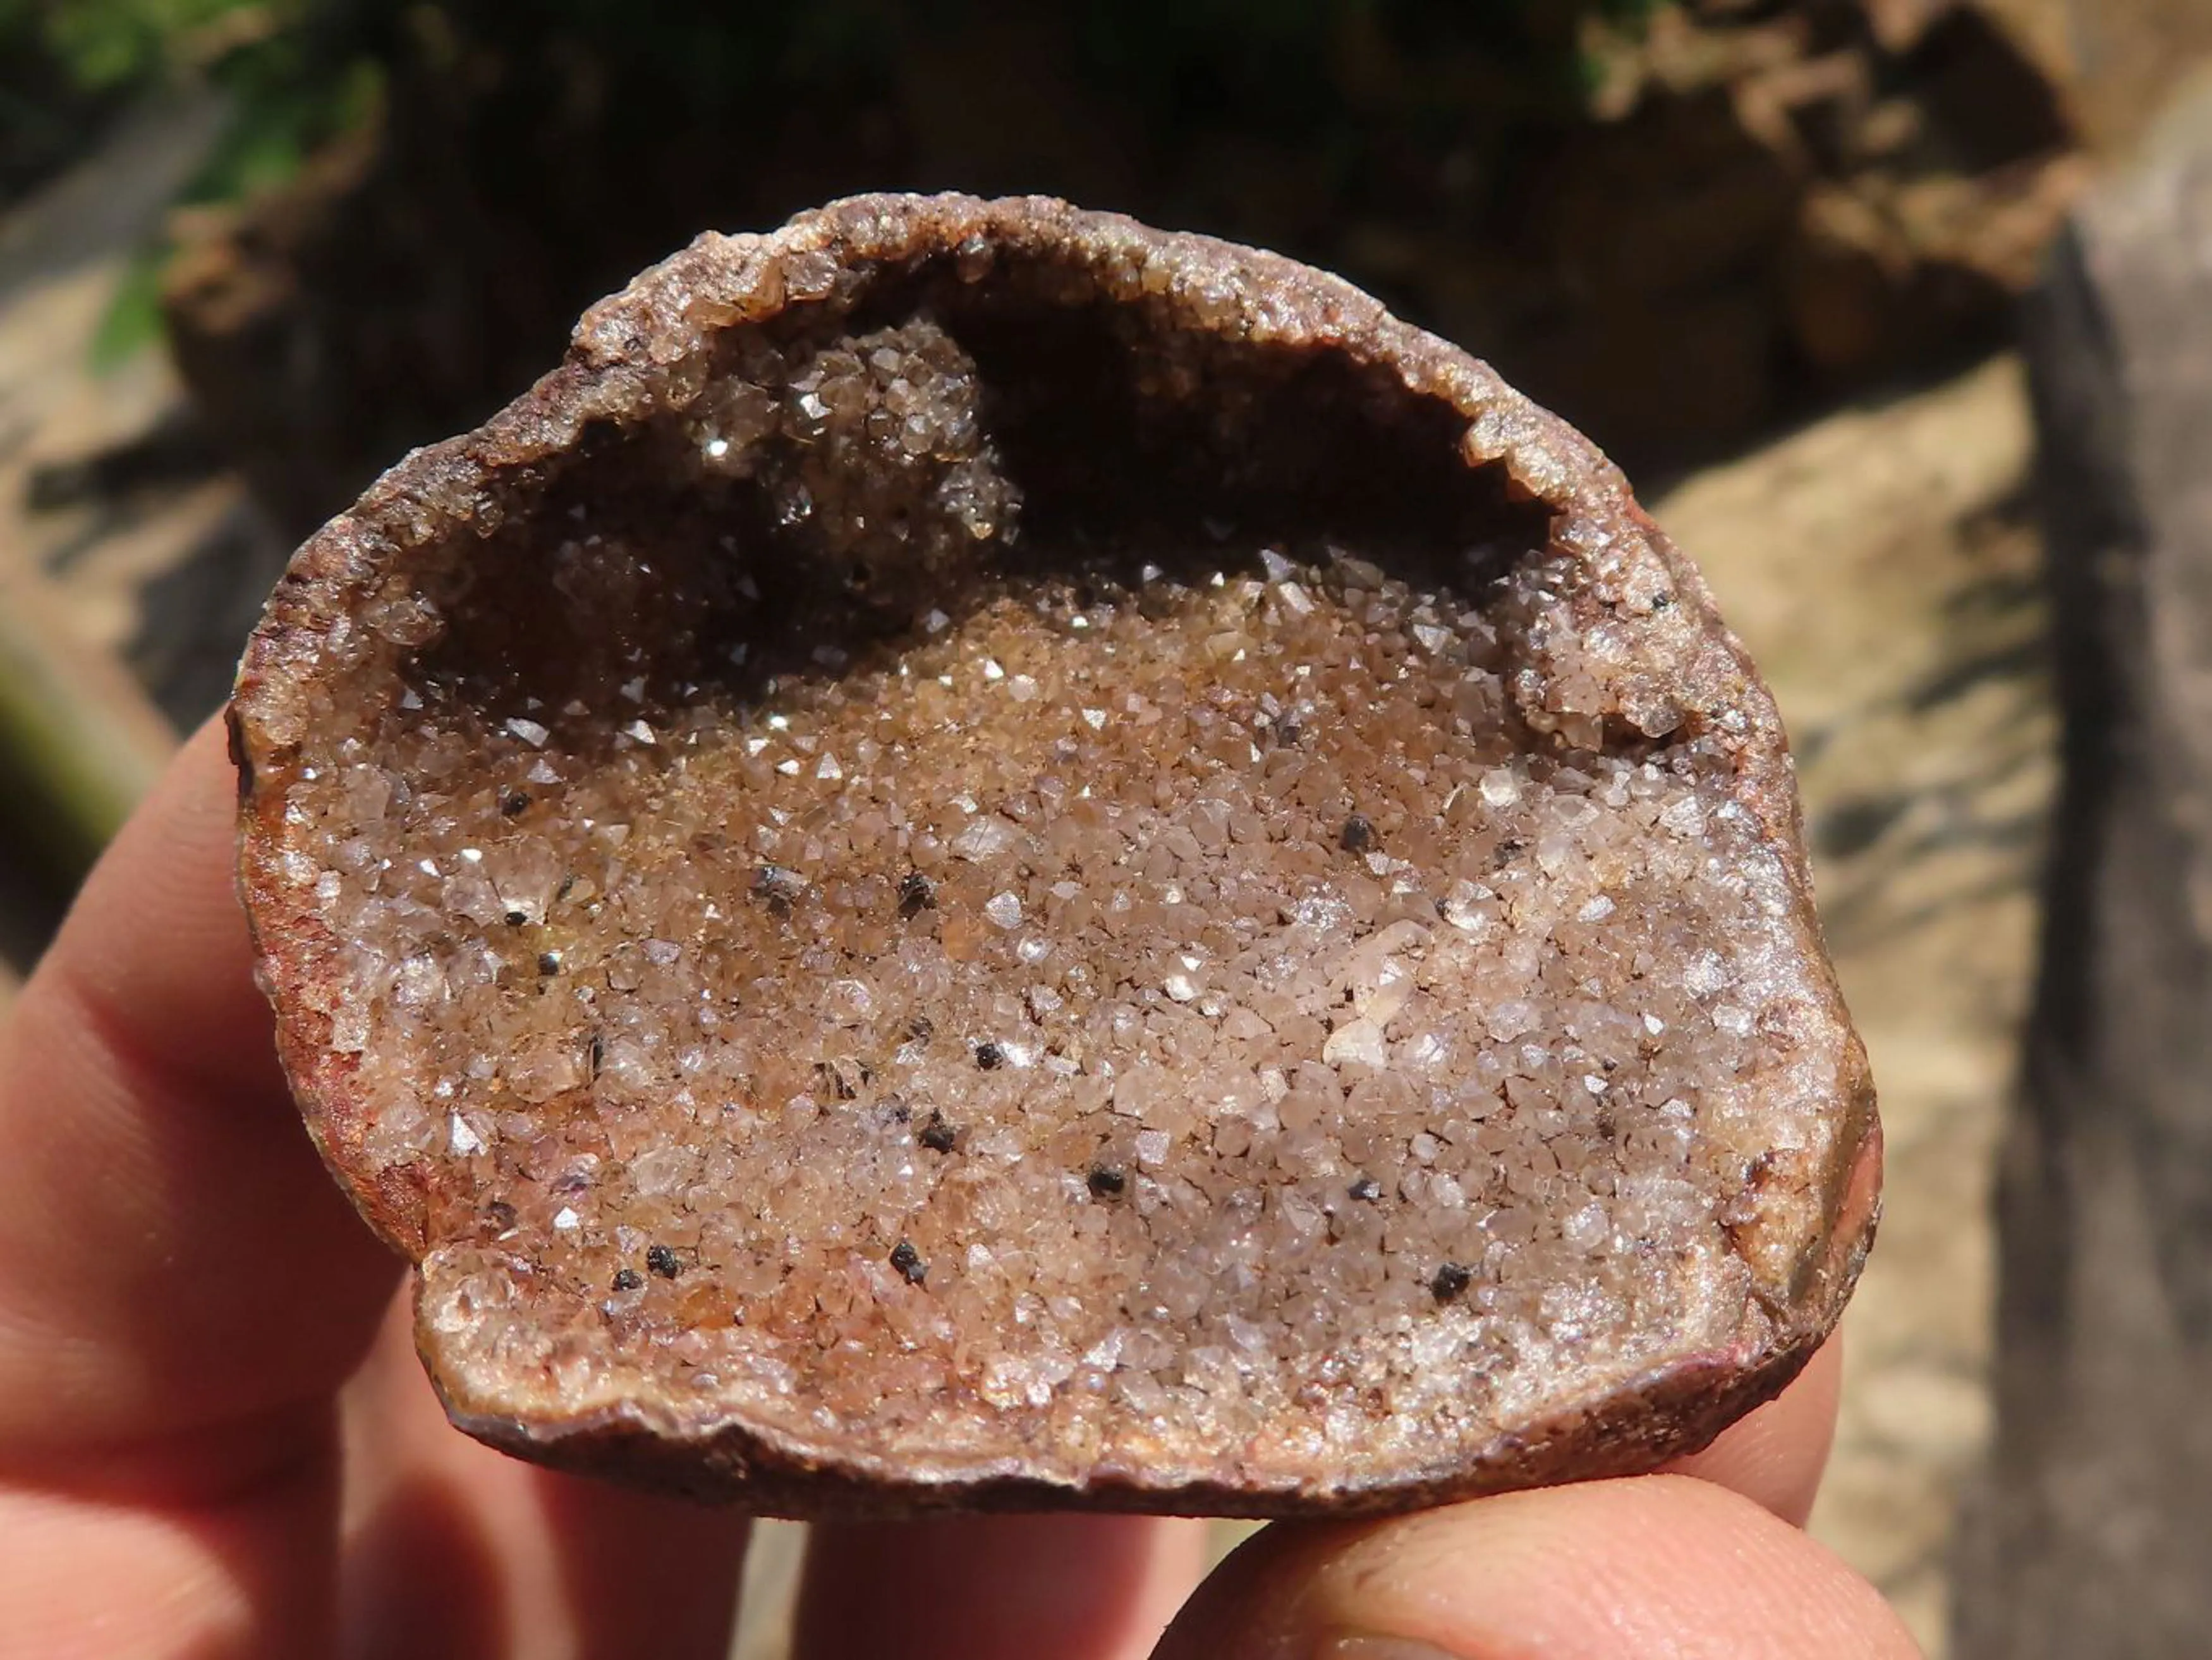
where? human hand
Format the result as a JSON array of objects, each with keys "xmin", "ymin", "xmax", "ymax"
[{"xmin": 0, "ymin": 719, "xmax": 1918, "ymax": 1658}]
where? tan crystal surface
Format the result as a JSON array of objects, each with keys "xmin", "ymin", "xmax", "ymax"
[{"xmin": 233, "ymin": 195, "xmax": 1878, "ymax": 1515}]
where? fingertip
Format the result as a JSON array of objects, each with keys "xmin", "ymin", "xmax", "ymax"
[
  {"xmin": 1665, "ymin": 1333, "xmax": 1844, "ymax": 1525},
  {"xmin": 1157, "ymin": 1475, "xmax": 1917, "ymax": 1660}
]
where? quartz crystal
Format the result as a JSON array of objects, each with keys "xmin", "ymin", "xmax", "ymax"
[{"xmin": 233, "ymin": 194, "xmax": 1880, "ymax": 1516}]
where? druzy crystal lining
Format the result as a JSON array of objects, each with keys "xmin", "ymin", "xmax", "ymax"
[{"xmin": 234, "ymin": 195, "xmax": 1875, "ymax": 1513}]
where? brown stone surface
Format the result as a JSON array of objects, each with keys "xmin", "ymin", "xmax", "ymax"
[
  {"xmin": 233, "ymin": 194, "xmax": 1878, "ymax": 1516},
  {"xmin": 1955, "ymin": 82, "xmax": 2212, "ymax": 1659}
]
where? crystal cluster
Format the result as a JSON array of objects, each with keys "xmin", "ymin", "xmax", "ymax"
[
  {"xmin": 234, "ymin": 195, "xmax": 1876, "ymax": 1513},
  {"xmin": 690, "ymin": 319, "xmax": 1019, "ymax": 592}
]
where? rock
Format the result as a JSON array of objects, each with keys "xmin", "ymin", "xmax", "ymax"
[
  {"xmin": 2057, "ymin": 0, "xmax": 2212, "ymax": 155},
  {"xmin": 1959, "ymin": 81, "xmax": 2212, "ymax": 1658},
  {"xmin": 231, "ymin": 194, "xmax": 1879, "ymax": 1517}
]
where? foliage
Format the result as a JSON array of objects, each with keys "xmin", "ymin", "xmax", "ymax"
[
  {"xmin": 23, "ymin": 0, "xmax": 1672, "ymax": 137},
  {"xmin": 85, "ymin": 237, "xmax": 165, "ymax": 370},
  {"xmin": 8, "ymin": 0, "xmax": 384, "ymax": 366},
  {"xmin": 33, "ymin": 0, "xmax": 265, "ymax": 89},
  {"xmin": 6, "ymin": 1, "xmax": 370, "ymax": 209},
  {"xmin": 20, "ymin": 0, "xmax": 1675, "ymax": 370}
]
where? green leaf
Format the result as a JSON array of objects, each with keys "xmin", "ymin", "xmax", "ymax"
[{"xmin": 87, "ymin": 240, "xmax": 169, "ymax": 375}]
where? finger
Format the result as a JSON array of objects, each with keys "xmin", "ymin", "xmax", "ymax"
[
  {"xmin": 0, "ymin": 715, "xmax": 399, "ymax": 1472},
  {"xmin": 1154, "ymin": 1475, "xmax": 1919, "ymax": 1660},
  {"xmin": 793, "ymin": 1511, "xmax": 1209, "ymax": 1660},
  {"xmin": 1665, "ymin": 1333, "xmax": 1844, "ymax": 1525},
  {"xmin": 339, "ymin": 1287, "xmax": 748, "ymax": 1660},
  {"xmin": 0, "ymin": 1436, "xmax": 337, "ymax": 1660},
  {"xmin": 0, "ymin": 718, "xmax": 388, "ymax": 1654},
  {"xmin": 791, "ymin": 1335, "xmax": 1841, "ymax": 1660}
]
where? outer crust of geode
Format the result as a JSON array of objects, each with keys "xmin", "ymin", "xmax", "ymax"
[{"xmin": 233, "ymin": 193, "xmax": 1880, "ymax": 1517}]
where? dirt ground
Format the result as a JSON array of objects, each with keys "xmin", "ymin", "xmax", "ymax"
[{"xmin": 4, "ymin": 109, "xmax": 2046, "ymax": 1657}]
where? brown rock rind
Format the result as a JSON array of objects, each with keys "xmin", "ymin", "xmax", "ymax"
[
  {"xmin": 234, "ymin": 193, "xmax": 1879, "ymax": 1516},
  {"xmin": 440, "ymin": 1107, "xmax": 1878, "ymax": 1520},
  {"xmin": 443, "ymin": 1331, "xmax": 1818, "ymax": 1522}
]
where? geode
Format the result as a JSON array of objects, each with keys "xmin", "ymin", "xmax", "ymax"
[{"xmin": 231, "ymin": 193, "xmax": 1880, "ymax": 1516}]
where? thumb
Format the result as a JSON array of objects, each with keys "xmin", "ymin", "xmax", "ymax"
[{"xmin": 1154, "ymin": 1475, "xmax": 1920, "ymax": 1660}]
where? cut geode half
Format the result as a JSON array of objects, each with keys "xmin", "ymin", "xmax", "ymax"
[{"xmin": 232, "ymin": 193, "xmax": 1880, "ymax": 1517}]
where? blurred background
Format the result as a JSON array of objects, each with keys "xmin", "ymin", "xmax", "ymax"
[{"xmin": 5, "ymin": 1, "xmax": 2211, "ymax": 1653}]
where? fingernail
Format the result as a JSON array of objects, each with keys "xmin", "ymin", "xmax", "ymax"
[{"xmin": 1320, "ymin": 1637, "xmax": 1464, "ymax": 1660}]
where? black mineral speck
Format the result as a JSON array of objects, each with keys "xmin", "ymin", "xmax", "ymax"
[
  {"xmin": 919, "ymin": 1109, "xmax": 958, "ymax": 1152},
  {"xmin": 1087, "ymin": 1164, "xmax": 1127, "ymax": 1197},
  {"xmin": 645, "ymin": 1243, "xmax": 681, "ymax": 1279},
  {"xmin": 975, "ymin": 1042, "xmax": 1004, "ymax": 1070},
  {"xmin": 889, "ymin": 1240, "xmax": 927, "ymax": 1285},
  {"xmin": 898, "ymin": 871, "xmax": 936, "ymax": 918},
  {"xmin": 1349, "ymin": 1176, "xmax": 1383, "ymax": 1202},
  {"xmin": 537, "ymin": 951, "xmax": 562, "ymax": 975},
  {"xmin": 500, "ymin": 789, "xmax": 530, "ymax": 816},
  {"xmin": 612, "ymin": 1267, "xmax": 643, "ymax": 1292},
  {"xmin": 1430, "ymin": 1262, "xmax": 1473, "ymax": 1302},
  {"xmin": 1340, "ymin": 814, "xmax": 1375, "ymax": 853},
  {"xmin": 753, "ymin": 864, "xmax": 801, "ymax": 917},
  {"xmin": 503, "ymin": 908, "xmax": 528, "ymax": 926},
  {"xmin": 484, "ymin": 1200, "xmax": 518, "ymax": 1231}
]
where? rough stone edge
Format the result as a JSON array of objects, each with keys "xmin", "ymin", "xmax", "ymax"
[
  {"xmin": 449, "ymin": 1336, "xmax": 1817, "ymax": 1520},
  {"xmin": 230, "ymin": 192, "xmax": 1880, "ymax": 1514},
  {"xmin": 430, "ymin": 1121, "xmax": 1878, "ymax": 1518}
]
